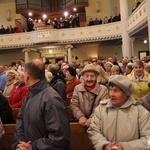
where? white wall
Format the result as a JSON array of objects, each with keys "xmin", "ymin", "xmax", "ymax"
[
  {"xmin": 0, "ymin": 0, "xmax": 27, "ymax": 29},
  {"xmin": 0, "ymin": 49, "xmax": 40, "ymax": 65}
]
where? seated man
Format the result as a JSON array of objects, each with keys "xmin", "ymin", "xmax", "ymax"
[
  {"xmin": 87, "ymin": 75, "xmax": 150, "ymax": 150},
  {"xmin": 70, "ymin": 64, "xmax": 109, "ymax": 127}
]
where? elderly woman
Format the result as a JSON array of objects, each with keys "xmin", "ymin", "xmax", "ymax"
[
  {"xmin": 111, "ymin": 65, "xmax": 121, "ymax": 75},
  {"xmin": 104, "ymin": 62, "xmax": 113, "ymax": 76},
  {"xmin": 127, "ymin": 59, "xmax": 150, "ymax": 100},
  {"xmin": 3, "ymin": 70, "xmax": 17, "ymax": 99},
  {"xmin": 144, "ymin": 63, "xmax": 150, "ymax": 74},
  {"xmin": 70, "ymin": 64, "xmax": 109, "ymax": 127},
  {"xmin": 8, "ymin": 71, "xmax": 29, "ymax": 108},
  {"xmin": 124, "ymin": 63, "xmax": 133, "ymax": 76},
  {"xmin": 87, "ymin": 75, "xmax": 150, "ymax": 150}
]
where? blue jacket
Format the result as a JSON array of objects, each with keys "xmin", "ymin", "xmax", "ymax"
[{"xmin": 0, "ymin": 71, "xmax": 7, "ymax": 92}]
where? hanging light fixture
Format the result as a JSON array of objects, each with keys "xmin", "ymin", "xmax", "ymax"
[{"xmin": 144, "ymin": 39, "xmax": 148, "ymax": 44}]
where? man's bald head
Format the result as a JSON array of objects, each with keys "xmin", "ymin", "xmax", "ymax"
[{"xmin": 25, "ymin": 59, "xmax": 45, "ymax": 80}]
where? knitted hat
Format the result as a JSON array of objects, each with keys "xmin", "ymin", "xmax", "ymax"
[
  {"xmin": 80, "ymin": 64, "xmax": 100, "ymax": 76},
  {"xmin": 108, "ymin": 75, "xmax": 134, "ymax": 96},
  {"xmin": 104, "ymin": 62, "xmax": 113, "ymax": 67},
  {"xmin": 67, "ymin": 67, "xmax": 76, "ymax": 77},
  {"xmin": 7, "ymin": 70, "xmax": 17, "ymax": 78}
]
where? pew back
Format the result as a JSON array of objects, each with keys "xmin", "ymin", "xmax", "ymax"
[
  {"xmin": 12, "ymin": 108, "xmax": 20, "ymax": 120},
  {"xmin": 0, "ymin": 124, "xmax": 16, "ymax": 150},
  {"xmin": 0, "ymin": 122, "xmax": 94, "ymax": 150}
]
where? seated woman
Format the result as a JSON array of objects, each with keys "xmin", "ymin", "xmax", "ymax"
[
  {"xmin": 124, "ymin": 63, "xmax": 133, "ymax": 76},
  {"xmin": 0, "ymin": 93, "xmax": 14, "ymax": 124},
  {"xmin": 9, "ymin": 71, "xmax": 29, "ymax": 108},
  {"xmin": 70, "ymin": 64, "xmax": 109, "ymax": 127},
  {"xmin": 127, "ymin": 59, "xmax": 150, "ymax": 100},
  {"xmin": 65, "ymin": 67, "xmax": 81, "ymax": 98},
  {"xmin": 104, "ymin": 62, "xmax": 113, "ymax": 76},
  {"xmin": 111, "ymin": 65, "xmax": 121, "ymax": 75},
  {"xmin": 87, "ymin": 75, "xmax": 150, "ymax": 150},
  {"xmin": 3, "ymin": 70, "xmax": 17, "ymax": 99}
]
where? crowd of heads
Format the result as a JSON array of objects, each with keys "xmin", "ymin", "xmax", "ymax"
[
  {"xmin": 88, "ymin": 14, "xmax": 121, "ymax": 26},
  {"xmin": 0, "ymin": 25, "xmax": 21, "ymax": 34}
]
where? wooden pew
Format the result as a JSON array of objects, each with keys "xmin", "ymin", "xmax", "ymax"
[
  {"xmin": 12, "ymin": 108, "xmax": 20, "ymax": 120},
  {"xmin": 0, "ymin": 123, "xmax": 94, "ymax": 150},
  {"xmin": 70, "ymin": 122, "xmax": 94, "ymax": 150},
  {"xmin": 0, "ymin": 124, "xmax": 16, "ymax": 150}
]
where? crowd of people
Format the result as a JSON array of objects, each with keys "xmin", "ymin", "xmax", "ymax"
[
  {"xmin": 1, "ymin": 13, "xmax": 121, "ymax": 34},
  {"xmin": 0, "ymin": 25, "xmax": 21, "ymax": 34},
  {"xmin": 0, "ymin": 55, "xmax": 150, "ymax": 149},
  {"xmin": 88, "ymin": 14, "xmax": 121, "ymax": 26}
]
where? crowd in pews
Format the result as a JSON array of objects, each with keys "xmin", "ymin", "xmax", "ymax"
[{"xmin": 0, "ymin": 55, "xmax": 150, "ymax": 149}]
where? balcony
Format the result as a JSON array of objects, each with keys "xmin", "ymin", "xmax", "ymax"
[{"xmin": 0, "ymin": 0, "xmax": 148, "ymax": 50}]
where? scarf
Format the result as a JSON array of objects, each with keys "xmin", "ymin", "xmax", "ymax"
[{"xmin": 84, "ymin": 82, "xmax": 96, "ymax": 92}]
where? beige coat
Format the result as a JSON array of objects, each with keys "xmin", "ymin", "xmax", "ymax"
[
  {"xmin": 87, "ymin": 97, "xmax": 150, "ymax": 150},
  {"xmin": 3, "ymin": 80, "xmax": 15, "ymax": 99},
  {"xmin": 70, "ymin": 82, "xmax": 109, "ymax": 119}
]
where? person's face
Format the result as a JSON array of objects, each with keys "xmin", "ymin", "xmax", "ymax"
[
  {"xmin": 125, "ymin": 67, "xmax": 132, "ymax": 75},
  {"xmin": 134, "ymin": 64, "xmax": 144, "ymax": 77},
  {"xmin": 15, "ymin": 73, "xmax": 24, "ymax": 84},
  {"xmin": 7, "ymin": 75, "xmax": 14, "ymax": 81},
  {"xmin": 20, "ymin": 60, "xmax": 24, "ymax": 65},
  {"xmin": 108, "ymin": 57, "xmax": 114, "ymax": 63},
  {"xmin": 83, "ymin": 72, "xmax": 97, "ymax": 87},
  {"xmin": 45, "ymin": 64, "xmax": 48, "ymax": 69},
  {"xmin": 109, "ymin": 86, "xmax": 127, "ymax": 107},
  {"xmin": 105, "ymin": 64, "xmax": 112, "ymax": 72},
  {"xmin": 65, "ymin": 70, "xmax": 71, "ymax": 78},
  {"xmin": 144, "ymin": 65, "xmax": 150, "ymax": 73},
  {"xmin": 111, "ymin": 69, "xmax": 119, "ymax": 75}
]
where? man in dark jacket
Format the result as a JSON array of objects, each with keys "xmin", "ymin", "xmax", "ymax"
[{"xmin": 12, "ymin": 59, "xmax": 70, "ymax": 150}]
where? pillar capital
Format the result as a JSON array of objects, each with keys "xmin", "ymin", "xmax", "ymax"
[
  {"xmin": 22, "ymin": 48, "xmax": 30, "ymax": 53},
  {"xmin": 65, "ymin": 45, "xmax": 73, "ymax": 49}
]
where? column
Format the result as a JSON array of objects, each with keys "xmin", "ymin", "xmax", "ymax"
[
  {"xmin": 130, "ymin": 37, "xmax": 135, "ymax": 57},
  {"xmin": 22, "ymin": 49, "xmax": 30, "ymax": 63},
  {"xmin": 64, "ymin": 55, "xmax": 67, "ymax": 62},
  {"xmin": 146, "ymin": 0, "xmax": 150, "ymax": 54},
  {"xmin": 42, "ymin": 56, "xmax": 46, "ymax": 63},
  {"xmin": 119, "ymin": 0, "xmax": 131, "ymax": 58},
  {"xmin": 65, "ymin": 45, "xmax": 73, "ymax": 64}
]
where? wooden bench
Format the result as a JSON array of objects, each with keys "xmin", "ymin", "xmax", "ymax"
[
  {"xmin": 12, "ymin": 108, "xmax": 20, "ymax": 121},
  {"xmin": 0, "ymin": 124, "xmax": 16, "ymax": 150},
  {"xmin": 0, "ymin": 122, "xmax": 94, "ymax": 150},
  {"xmin": 70, "ymin": 122, "xmax": 94, "ymax": 150}
]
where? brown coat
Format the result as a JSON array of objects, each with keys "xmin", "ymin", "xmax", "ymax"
[
  {"xmin": 66, "ymin": 77, "xmax": 81, "ymax": 98},
  {"xmin": 70, "ymin": 82, "xmax": 109, "ymax": 119}
]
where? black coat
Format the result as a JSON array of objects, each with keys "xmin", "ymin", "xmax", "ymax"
[{"xmin": 0, "ymin": 94, "xmax": 14, "ymax": 124}]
